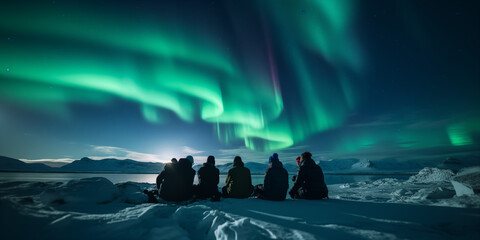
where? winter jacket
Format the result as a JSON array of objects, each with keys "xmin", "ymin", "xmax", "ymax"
[
  {"xmin": 289, "ymin": 158, "xmax": 328, "ymax": 200},
  {"xmin": 260, "ymin": 161, "xmax": 289, "ymax": 201},
  {"xmin": 224, "ymin": 161, "xmax": 253, "ymax": 198},
  {"xmin": 196, "ymin": 163, "xmax": 220, "ymax": 199},
  {"xmin": 157, "ymin": 158, "xmax": 195, "ymax": 202}
]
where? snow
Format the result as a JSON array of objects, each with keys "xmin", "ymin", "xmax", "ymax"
[
  {"xmin": 1, "ymin": 168, "xmax": 480, "ymax": 239},
  {"xmin": 406, "ymin": 167, "xmax": 455, "ymax": 183},
  {"xmin": 40, "ymin": 177, "xmax": 119, "ymax": 204},
  {"xmin": 329, "ymin": 167, "xmax": 480, "ymax": 208}
]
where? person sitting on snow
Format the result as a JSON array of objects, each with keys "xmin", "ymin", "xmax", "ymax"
[
  {"xmin": 289, "ymin": 152, "xmax": 328, "ymax": 200},
  {"xmin": 157, "ymin": 157, "xmax": 195, "ymax": 202},
  {"xmin": 252, "ymin": 153, "xmax": 289, "ymax": 201},
  {"xmin": 222, "ymin": 156, "xmax": 253, "ymax": 198},
  {"xmin": 194, "ymin": 155, "xmax": 221, "ymax": 201},
  {"xmin": 156, "ymin": 158, "xmax": 177, "ymax": 189}
]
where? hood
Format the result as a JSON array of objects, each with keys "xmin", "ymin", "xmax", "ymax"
[
  {"xmin": 270, "ymin": 160, "xmax": 283, "ymax": 169},
  {"xmin": 233, "ymin": 158, "xmax": 244, "ymax": 167}
]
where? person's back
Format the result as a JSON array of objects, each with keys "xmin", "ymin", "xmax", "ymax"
[
  {"xmin": 159, "ymin": 158, "xmax": 195, "ymax": 202},
  {"xmin": 223, "ymin": 156, "xmax": 253, "ymax": 198},
  {"xmin": 289, "ymin": 152, "xmax": 328, "ymax": 200},
  {"xmin": 262, "ymin": 159, "xmax": 289, "ymax": 201},
  {"xmin": 157, "ymin": 162, "xmax": 175, "ymax": 201},
  {"xmin": 196, "ymin": 156, "xmax": 220, "ymax": 199}
]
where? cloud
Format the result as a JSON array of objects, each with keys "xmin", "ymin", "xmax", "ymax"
[
  {"xmin": 92, "ymin": 146, "xmax": 124, "ymax": 154},
  {"xmin": 182, "ymin": 146, "xmax": 205, "ymax": 155},
  {"xmin": 91, "ymin": 145, "xmax": 164, "ymax": 162}
]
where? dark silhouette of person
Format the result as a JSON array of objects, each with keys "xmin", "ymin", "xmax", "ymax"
[
  {"xmin": 289, "ymin": 152, "xmax": 328, "ymax": 200},
  {"xmin": 157, "ymin": 158, "xmax": 195, "ymax": 202},
  {"xmin": 253, "ymin": 153, "xmax": 289, "ymax": 201},
  {"xmin": 194, "ymin": 155, "xmax": 221, "ymax": 201},
  {"xmin": 156, "ymin": 158, "xmax": 176, "ymax": 189},
  {"xmin": 222, "ymin": 156, "xmax": 253, "ymax": 198},
  {"xmin": 144, "ymin": 158, "xmax": 181, "ymax": 203}
]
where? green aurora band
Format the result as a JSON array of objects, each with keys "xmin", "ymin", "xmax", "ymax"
[{"xmin": 1, "ymin": 0, "xmax": 477, "ymax": 152}]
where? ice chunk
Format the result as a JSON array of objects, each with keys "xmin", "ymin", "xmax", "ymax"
[
  {"xmin": 407, "ymin": 167, "xmax": 454, "ymax": 183},
  {"xmin": 451, "ymin": 166, "xmax": 480, "ymax": 197}
]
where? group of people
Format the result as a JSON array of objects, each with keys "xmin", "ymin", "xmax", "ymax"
[{"xmin": 147, "ymin": 151, "xmax": 328, "ymax": 203}]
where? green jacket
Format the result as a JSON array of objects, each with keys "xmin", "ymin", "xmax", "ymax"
[{"xmin": 225, "ymin": 161, "xmax": 253, "ymax": 198}]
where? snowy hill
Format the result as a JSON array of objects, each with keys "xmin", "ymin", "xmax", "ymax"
[
  {"xmin": 368, "ymin": 158, "xmax": 426, "ymax": 172},
  {"xmin": 438, "ymin": 156, "xmax": 480, "ymax": 171},
  {"xmin": 60, "ymin": 157, "xmax": 164, "ymax": 173},
  {"xmin": 217, "ymin": 163, "xmax": 233, "ymax": 173},
  {"xmin": 319, "ymin": 158, "xmax": 375, "ymax": 173},
  {"xmin": 0, "ymin": 156, "xmax": 53, "ymax": 172}
]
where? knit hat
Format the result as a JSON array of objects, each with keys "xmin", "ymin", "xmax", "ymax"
[
  {"xmin": 206, "ymin": 155, "xmax": 215, "ymax": 165},
  {"xmin": 186, "ymin": 155, "xmax": 194, "ymax": 165},
  {"xmin": 269, "ymin": 153, "xmax": 279, "ymax": 163}
]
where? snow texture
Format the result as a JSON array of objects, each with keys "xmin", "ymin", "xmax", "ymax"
[{"xmin": 1, "ymin": 168, "xmax": 480, "ymax": 239}]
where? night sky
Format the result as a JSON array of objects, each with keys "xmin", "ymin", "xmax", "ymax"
[{"xmin": 1, "ymin": 0, "xmax": 479, "ymax": 166}]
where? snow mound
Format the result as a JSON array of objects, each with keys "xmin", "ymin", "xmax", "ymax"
[
  {"xmin": 351, "ymin": 159, "xmax": 374, "ymax": 170},
  {"xmin": 116, "ymin": 182, "xmax": 148, "ymax": 204},
  {"xmin": 40, "ymin": 177, "xmax": 119, "ymax": 204},
  {"xmin": 407, "ymin": 167, "xmax": 454, "ymax": 183},
  {"xmin": 451, "ymin": 166, "xmax": 480, "ymax": 196}
]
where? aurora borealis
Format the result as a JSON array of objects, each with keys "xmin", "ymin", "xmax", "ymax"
[{"xmin": 1, "ymin": 0, "xmax": 479, "ymax": 164}]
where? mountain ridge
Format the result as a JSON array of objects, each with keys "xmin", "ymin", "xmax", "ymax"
[{"xmin": 1, "ymin": 155, "xmax": 478, "ymax": 174}]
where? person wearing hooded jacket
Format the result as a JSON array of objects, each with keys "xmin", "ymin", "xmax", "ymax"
[
  {"xmin": 157, "ymin": 157, "xmax": 195, "ymax": 202},
  {"xmin": 289, "ymin": 152, "xmax": 328, "ymax": 200},
  {"xmin": 222, "ymin": 156, "xmax": 253, "ymax": 198},
  {"xmin": 194, "ymin": 155, "xmax": 221, "ymax": 201},
  {"xmin": 253, "ymin": 153, "xmax": 289, "ymax": 201}
]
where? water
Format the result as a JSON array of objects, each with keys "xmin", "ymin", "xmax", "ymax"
[{"xmin": 0, "ymin": 172, "xmax": 412, "ymax": 186}]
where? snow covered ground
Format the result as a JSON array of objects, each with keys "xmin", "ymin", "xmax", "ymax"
[{"xmin": 1, "ymin": 168, "xmax": 479, "ymax": 240}]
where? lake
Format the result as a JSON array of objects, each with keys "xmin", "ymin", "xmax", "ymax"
[{"xmin": 0, "ymin": 172, "xmax": 412, "ymax": 186}]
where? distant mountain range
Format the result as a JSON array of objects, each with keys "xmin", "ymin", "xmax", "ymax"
[
  {"xmin": 0, "ymin": 156, "xmax": 164, "ymax": 174},
  {"xmin": 0, "ymin": 156, "xmax": 53, "ymax": 172},
  {"xmin": 1, "ymin": 155, "xmax": 478, "ymax": 174},
  {"xmin": 60, "ymin": 157, "xmax": 164, "ymax": 173}
]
